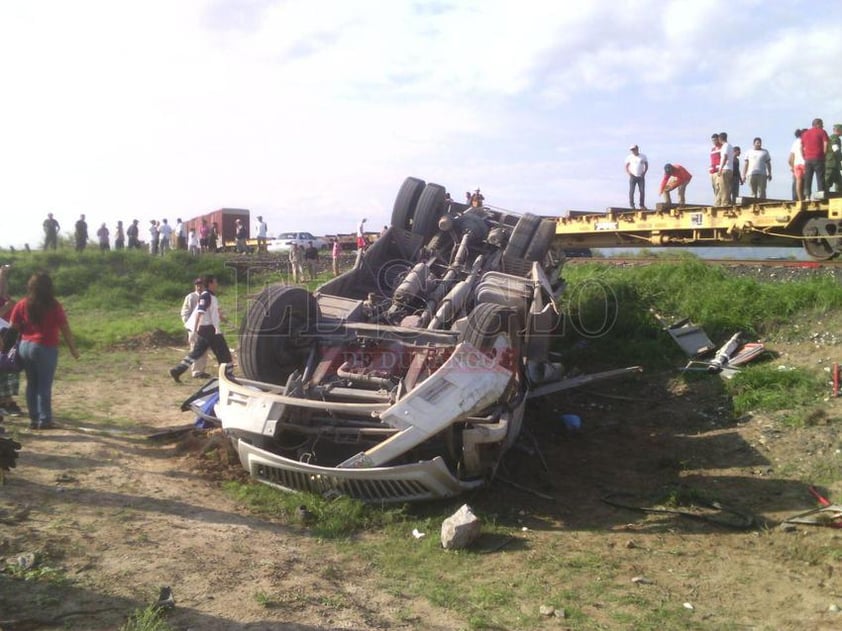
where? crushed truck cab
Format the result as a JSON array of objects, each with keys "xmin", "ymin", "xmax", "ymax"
[{"xmin": 212, "ymin": 177, "xmax": 636, "ymax": 502}]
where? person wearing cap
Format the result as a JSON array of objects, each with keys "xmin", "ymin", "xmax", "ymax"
[
  {"xmin": 179, "ymin": 278, "xmax": 209, "ymax": 379},
  {"xmin": 659, "ymin": 163, "xmax": 692, "ymax": 209},
  {"xmin": 170, "ymin": 275, "xmax": 232, "ymax": 383},
  {"xmin": 470, "ymin": 187, "xmax": 485, "ymax": 207},
  {"xmin": 624, "ymin": 145, "xmax": 648, "ymax": 210}
]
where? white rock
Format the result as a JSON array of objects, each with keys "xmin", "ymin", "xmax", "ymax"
[{"xmin": 440, "ymin": 504, "xmax": 481, "ymax": 550}]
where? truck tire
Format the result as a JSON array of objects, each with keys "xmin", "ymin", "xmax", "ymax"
[
  {"xmin": 391, "ymin": 177, "xmax": 426, "ymax": 230},
  {"xmin": 240, "ymin": 286, "xmax": 320, "ymax": 384},
  {"xmin": 503, "ymin": 213, "xmax": 541, "ymax": 259},
  {"xmin": 412, "ymin": 183, "xmax": 447, "ymax": 242},
  {"xmin": 522, "ymin": 218, "xmax": 556, "ymax": 262}
]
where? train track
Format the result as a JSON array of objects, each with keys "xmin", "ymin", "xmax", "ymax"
[{"xmin": 564, "ymin": 257, "xmax": 842, "ymax": 268}]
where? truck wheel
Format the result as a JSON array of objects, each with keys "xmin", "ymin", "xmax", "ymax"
[
  {"xmin": 240, "ymin": 286, "xmax": 320, "ymax": 384},
  {"xmin": 391, "ymin": 177, "xmax": 426, "ymax": 230},
  {"xmin": 503, "ymin": 213, "xmax": 541, "ymax": 259},
  {"xmin": 522, "ymin": 218, "xmax": 556, "ymax": 262},
  {"xmin": 412, "ymin": 183, "xmax": 447, "ymax": 242}
]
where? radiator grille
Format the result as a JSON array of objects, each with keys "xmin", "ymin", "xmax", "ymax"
[{"xmin": 255, "ymin": 463, "xmax": 438, "ymax": 502}]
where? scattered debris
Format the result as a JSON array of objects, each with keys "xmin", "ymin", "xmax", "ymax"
[
  {"xmin": 295, "ymin": 505, "xmax": 315, "ymax": 526},
  {"xmin": 783, "ymin": 487, "xmax": 842, "ymax": 528},
  {"xmin": 683, "ymin": 332, "xmax": 766, "ymax": 377},
  {"xmin": 650, "ymin": 309, "xmax": 714, "ymax": 357},
  {"xmin": 0, "ymin": 435, "xmax": 21, "ymax": 484},
  {"xmin": 631, "ymin": 576, "xmax": 653, "ymax": 585},
  {"xmin": 561, "ymin": 413, "xmax": 582, "ymax": 431},
  {"xmin": 602, "ymin": 489, "xmax": 756, "ymax": 530},
  {"xmin": 441, "ymin": 504, "xmax": 481, "ymax": 550},
  {"xmin": 411, "ymin": 528, "xmax": 425, "ymax": 539},
  {"xmin": 683, "ymin": 602, "xmax": 695, "ymax": 611},
  {"xmin": 15, "ymin": 552, "xmax": 36, "ymax": 570},
  {"xmin": 539, "ymin": 605, "xmax": 555, "ymax": 616},
  {"xmin": 154, "ymin": 586, "xmax": 175, "ymax": 610},
  {"xmin": 651, "ymin": 310, "xmax": 766, "ymax": 377}
]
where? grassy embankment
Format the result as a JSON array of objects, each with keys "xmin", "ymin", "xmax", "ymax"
[{"xmin": 3, "ymin": 249, "xmax": 841, "ymax": 630}]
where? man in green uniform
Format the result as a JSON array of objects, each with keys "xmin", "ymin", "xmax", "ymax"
[{"xmin": 825, "ymin": 123, "xmax": 842, "ymax": 193}]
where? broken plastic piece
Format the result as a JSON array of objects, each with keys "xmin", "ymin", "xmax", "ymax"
[
  {"xmin": 154, "ymin": 586, "xmax": 175, "ymax": 610},
  {"xmin": 650, "ymin": 308, "xmax": 714, "ymax": 358}
]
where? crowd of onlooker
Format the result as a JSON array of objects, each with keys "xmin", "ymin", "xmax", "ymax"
[
  {"xmin": 41, "ymin": 214, "xmax": 223, "ymax": 255},
  {"xmin": 624, "ymin": 117, "xmax": 842, "ymax": 210},
  {"xmin": 38, "ymin": 214, "xmax": 278, "ymax": 256}
]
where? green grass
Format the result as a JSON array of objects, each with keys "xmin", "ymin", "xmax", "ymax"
[
  {"xmin": 5, "ymin": 251, "xmax": 842, "ymax": 629},
  {"xmin": 120, "ymin": 605, "xmax": 174, "ymax": 631},
  {"xmin": 559, "ymin": 260, "xmax": 842, "ymax": 368},
  {"xmin": 725, "ymin": 365, "xmax": 825, "ymax": 417},
  {"xmin": 220, "ymin": 480, "xmax": 408, "ymax": 538}
]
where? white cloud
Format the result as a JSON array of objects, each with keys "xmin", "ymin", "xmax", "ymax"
[{"xmin": 3, "ymin": 1, "xmax": 842, "ymax": 249}]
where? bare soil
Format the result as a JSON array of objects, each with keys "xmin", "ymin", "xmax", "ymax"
[{"xmin": 2, "ymin": 332, "xmax": 842, "ymax": 630}]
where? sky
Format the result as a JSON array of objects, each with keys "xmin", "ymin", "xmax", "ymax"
[{"xmin": 2, "ymin": 0, "xmax": 842, "ymax": 249}]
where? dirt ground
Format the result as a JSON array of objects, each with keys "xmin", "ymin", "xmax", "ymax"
[{"xmin": 2, "ymin": 329, "xmax": 842, "ymax": 630}]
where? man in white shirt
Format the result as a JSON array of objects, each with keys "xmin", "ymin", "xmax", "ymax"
[
  {"xmin": 624, "ymin": 145, "xmax": 649, "ymax": 210},
  {"xmin": 179, "ymin": 278, "xmax": 209, "ymax": 378},
  {"xmin": 256, "ymin": 216, "xmax": 268, "ymax": 252},
  {"xmin": 741, "ymin": 138, "xmax": 772, "ymax": 199},
  {"xmin": 159, "ymin": 219, "xmax": 173, "ymax": 254},
  {"xmin": 170, "ymin": 275, "xmax": 232, "ymax": 382},
  {"xmin": 715, "ymin": 132, "xmax": 735, "ymax": 206}
]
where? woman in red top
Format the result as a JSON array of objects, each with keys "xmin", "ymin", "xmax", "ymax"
[{"xmin": 8, "ymin": 272, "xmax": 79, "ymax": 429}]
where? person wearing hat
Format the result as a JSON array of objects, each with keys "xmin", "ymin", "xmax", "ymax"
[
  {"xmin": 179, "ymin": 277, "xmax": 209, "ymax": 379},
  {"xmin": 624, "ymin": 145, "xmax": 649, "ymax": 210},
  {"xmin": 170, "ymin": 275, "xmax": 232, "ymax": 383},
  {"xmin": 659, "ymin": 163, "xmax": 693, "ymax": 210},
  {"xmin": 470, "ymin": 187, "xmax": 485, "ymax": 208}
]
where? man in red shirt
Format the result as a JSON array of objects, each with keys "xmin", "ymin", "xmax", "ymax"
[
  {"xmin": 660, "ymin": 163, "xmax": 693, "ymax": 209},
  {"xmin": 801, "ymin": 118, "xmax": 829, "ymax": 198}
]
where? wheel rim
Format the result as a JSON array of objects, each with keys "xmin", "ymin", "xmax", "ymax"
[{"xmin": 803, "ymin": 219, "xmax": 839, "ymax": 260}]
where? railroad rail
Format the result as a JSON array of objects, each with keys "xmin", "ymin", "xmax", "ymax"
[{"xmin": 553, "ymin": 195, "xmax": 842, "ymax": 260}]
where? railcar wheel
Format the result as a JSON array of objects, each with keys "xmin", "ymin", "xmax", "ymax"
[{"xmin": 802, "ymin": 218, "xmax": 841, "ymax": 260}]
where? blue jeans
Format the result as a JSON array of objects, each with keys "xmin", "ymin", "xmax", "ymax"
[
  {"xmin": 804, "ymin": 159, "xmax": 825, "ymax": 197},
  {"xmin": 18, "ymin": 340, "xmax": 59, "ymax": 425},
  {"xmin": 628, "ymin": 175, "xmax": 645, "ymax": 208}
]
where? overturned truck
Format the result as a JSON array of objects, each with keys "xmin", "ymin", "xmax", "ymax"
[{"xmin": 214, "ymin": 177, "xmax": 630, "ymax": 502}]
